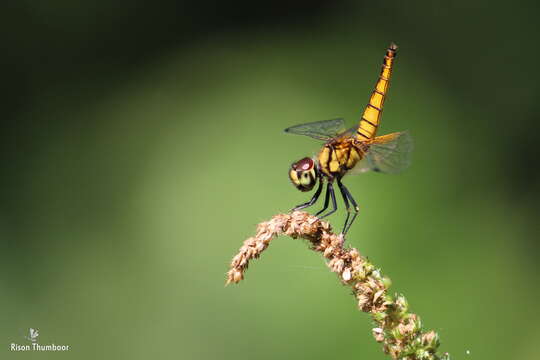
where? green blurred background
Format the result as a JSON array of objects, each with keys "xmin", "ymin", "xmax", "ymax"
[{"xmin": 1, "ymin": 1, "xmax": 539, "ymax": 359}]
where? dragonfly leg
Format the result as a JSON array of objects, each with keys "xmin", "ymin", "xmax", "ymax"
[
  {"xmin": 291, "ymin": 177, "xmax": 324, "ymax": 211},
  {"xmin": 341, "ymin": 182, "xmax": 359, "ymax": 234},
  {"xmin": 314, "ymin": 182, "xmax": 330, "ymax": 217},
  {"xmin": 318, "ymin": 182, "xmax": 337, "ymax": 219},
  {"xmin": 337, "ymin": 178, "xmax": 351, "ymax": 234}
]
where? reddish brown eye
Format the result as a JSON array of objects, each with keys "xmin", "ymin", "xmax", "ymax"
[{"xmin": 292, "ymin": 157, "xmax": 314, "ymax": 171}]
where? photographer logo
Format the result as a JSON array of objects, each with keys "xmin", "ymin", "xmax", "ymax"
[{"xmin": 10, "ymin": 328, "xmax": 70, "ymax": 352}]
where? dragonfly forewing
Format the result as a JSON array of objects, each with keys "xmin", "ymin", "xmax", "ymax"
[{"xmin": 284, "ymin": 118, "xmax": 346, "ymax": 141}]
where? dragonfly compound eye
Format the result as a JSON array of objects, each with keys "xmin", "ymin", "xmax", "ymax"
[{"xmin": 289, "ymin": 157, "xmax": 317, "ymax": 192}]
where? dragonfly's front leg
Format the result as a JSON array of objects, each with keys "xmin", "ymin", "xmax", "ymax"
[
  {"xmin": 315, "ymin": 182, "xmax": 330, "ymax": 216},
  {"xmin": 291, "ymin": 177, "xmax": 324, "ymax": 212},
  {"xmin": 317, "ymin": 182, "xmax": 337, "ymax": 219}
]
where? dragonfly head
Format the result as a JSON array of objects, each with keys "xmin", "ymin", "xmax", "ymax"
[{"xmin": 289, "ymin": 157, "xmax": 318, "ymax": 192}]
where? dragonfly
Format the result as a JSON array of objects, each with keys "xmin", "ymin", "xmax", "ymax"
[{"xmin": 285, "ymin": 43, "xmax": 412, "ymax": 235}]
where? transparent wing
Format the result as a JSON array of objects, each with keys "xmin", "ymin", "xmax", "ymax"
[
  {"xmin": 353, "ymin": 131, "xmax": 413, "ymax": 174},
  {"xmin": 284, "ymin": 118, "xmax": 346, "ymax": 141}
]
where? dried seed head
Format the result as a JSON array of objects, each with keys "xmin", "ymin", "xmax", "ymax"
[
  {"xmin": 342, "ymin": 267, "xmax": 352, "ymax": 281},
  {"xmin": 225, "ymin": 212, "xmax": 446, "ymax": 360},
  {"xmin": 373, "ymin": 327, "xmax": 385, "ymax": 342}
]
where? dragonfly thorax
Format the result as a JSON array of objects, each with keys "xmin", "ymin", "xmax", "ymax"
[
  {"xmin": 289, "ymin": 157, "xmax": 319, "ymax": 192},
  {"xmin": 317, "ymin": 140, "xmax": 364, "ymax": 179}
]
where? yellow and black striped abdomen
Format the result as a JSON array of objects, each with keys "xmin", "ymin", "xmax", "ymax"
[
  {"xmin": 356, "ymin": 43, "xmax": 398, "ymax": 141},
  {"xmin": 317, "ymin": 140, "xmax": 363, "ymax": 178}
]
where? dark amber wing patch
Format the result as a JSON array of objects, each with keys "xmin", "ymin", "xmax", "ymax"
[{"xmin": 351, "ymin": 131, "xmax": 413, "ymax": 174}]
